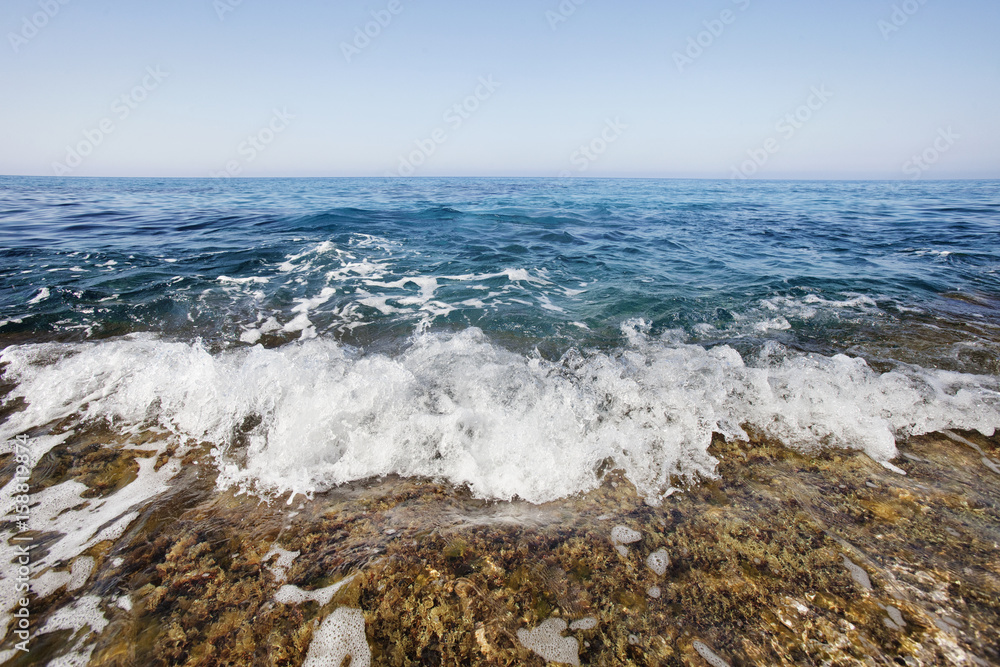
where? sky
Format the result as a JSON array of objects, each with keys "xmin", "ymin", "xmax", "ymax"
[{"xmin": 1, "ymin": 0, "xmax": 998, "ymax": 179}]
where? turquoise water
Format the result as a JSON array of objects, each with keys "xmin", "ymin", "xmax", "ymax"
[{"xmin": 1, "ymin": 177, "xmax": 998, "ymax": 504}]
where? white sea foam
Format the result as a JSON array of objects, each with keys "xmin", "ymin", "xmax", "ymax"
[
  {"xmin": 843, "ymin": 556, "xmax": 873, "ymax": 590},
  {"xmin": 1, "ymin": 323, "xmax": 998, "ymax": 509},
  {"xmin": 275, "ymin": 576, "xmax": 354, "ymax": 607},
  {"xmin": 32, "ymin": 570, "xmax": 72, "ymax": 599},
  {"xmin": 756, "ymin": 293, "xmax": 881, "ymax": 325},
  {"xmin": 37, "ymin": 595, "xmax": 108, "ymax": 667},
  {"xmin": 693, "ymin": 640, "xmax": 731, "ymax": 667},
  {"xmin": 646, "ymin": 549, "xmax": 670, "ymax": 576},
  {"xmin": 0, "ymin": 428, "xmax": 180, "ymax": 641},
  {"xmin": 517, "ymin": 618, "xmax": 580, "ymax": 666},
  {"xmin": 218, "ymin": 275, "xmax": 270, "ymax": 285},
  {"xmin": 265, "ymin": 545, "xmax": 300, "ymax": 584},
  {"xmin": 68, "ymin": 557, "xmax": 94, "ymax": 591},
  {"xmin": 28, "ymin": 287, "xmax": 50, "ymax": 304},
  {"xmin": 302, "ymin": 607, "xmax": 370, "ymax": 667},
  {"xmin": 611, "ymin": 526, "xmax": 642, "ymax": 546}
]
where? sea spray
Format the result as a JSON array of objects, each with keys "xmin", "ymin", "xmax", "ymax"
[{"xmin": 2, "ymin": 323, "xmax": 998, "ymax": 505}]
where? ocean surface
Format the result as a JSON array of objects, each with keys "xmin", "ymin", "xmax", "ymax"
[
  {"xmin": 1, "ymin": 177, "xmax": 999, "ymax": 504},
  {"xmin": 2, "ymin": 177, "xmax": 1000, "ymax": 666}
]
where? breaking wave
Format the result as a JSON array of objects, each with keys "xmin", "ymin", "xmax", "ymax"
[{"xmin": 3, "ymin": 322, "xmax": 998, "ymax": 505}]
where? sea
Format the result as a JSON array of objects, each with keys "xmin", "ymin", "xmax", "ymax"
[{"xmin": 1, "ymin": 177, "xmax": 999, "ymax": 666}]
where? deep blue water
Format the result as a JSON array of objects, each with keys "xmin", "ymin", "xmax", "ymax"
[
  {"xmin": 1, "ymin": 177, "xmax": 1000, "ymax": 502},
  {"xmin": 1, "ymin": 177, "xmax": 998, "ymax": 371}
]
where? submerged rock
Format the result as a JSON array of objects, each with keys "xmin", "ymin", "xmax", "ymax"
[{"xmin": 4, "ymin": 422, "xmax": 1000, "ymax": 666}]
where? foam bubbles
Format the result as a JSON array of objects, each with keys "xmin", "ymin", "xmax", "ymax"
[
  {"xmin": 264, "ymin": 545, "xmax": 300, "ymax": 584},
  {"xmin": 38, "ymin": 595, "xmax": 108, "ymax": 667},
  {"xmin": 611, "ymin": 526, "xmax": 642, "ymax": 557},
  {"xmin": 28, "ymin": 287, "xmax": 50, "ymax": 304},
  {"xmin": 517, "ymin": 618, "xmax": 580, "ymax": 666},
  {"xmin": 692, "ymin": 640, "xmax": 730, "ymax": 667},
  {"xmin": 0, "ymin": 431, "xmax": 178, "ymax": 641},
  {"xmin": 611, "ymin": 526, "xmax": 642, "ymax": 550},
  {"xmin": 302, "ymin": 608, "xmax": 371, "ymax": 667},
  {"xmin": 883, "ymin": 605, "xmax": 905, "ymax": 631},
  {"xmin": 275, "ymin": 576, "xmax": 355, "ymax": 607},
  {"xmin": 842, "ymin": 556, "xmax": 873, "ymax": 590},
  {"xmin": 2, "ymin": 324, "xmax": 998, "ymax": 506},
  {"xmin": 32, "ymin": 570, "xmax": 72, "ymax": 599},
  {"xmin": 68, "ymin": 557, "xmax": 94, "ymax": 592},
  {"xmin": 646, "ymin": 549, "xmax": 670, "ymax": 576}
]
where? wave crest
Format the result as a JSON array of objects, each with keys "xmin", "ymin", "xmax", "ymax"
[{"xmin": 2, "ymin": 325, "xmax": 998, "ymax": 504}]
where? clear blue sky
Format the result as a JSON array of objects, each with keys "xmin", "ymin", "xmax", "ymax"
[{"xmin": 1, "ymin": 0, "xmax": 998, "ymax": 179}]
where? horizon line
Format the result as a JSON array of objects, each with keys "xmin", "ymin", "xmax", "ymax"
[{"xmin": 2, "ymin": 175, "xmax": 998, "ymax": 183}]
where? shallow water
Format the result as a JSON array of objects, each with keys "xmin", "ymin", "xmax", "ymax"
[{"xmin": 1, "ymin": 177, "xmax": 999, "ymax": 665}]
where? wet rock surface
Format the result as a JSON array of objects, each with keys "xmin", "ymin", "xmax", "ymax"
[{"xmin": 2, "ymin": 424, "xmax": 999, "ymax": 666}]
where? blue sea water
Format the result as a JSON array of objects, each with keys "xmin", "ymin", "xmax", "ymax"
[
  {"xmin": 1, "ymin": 177, "xmax": 998, "ymax": 366},
  {"xmin": 1, "ymin": 177, "xmax": 999, "ymax": 502}
]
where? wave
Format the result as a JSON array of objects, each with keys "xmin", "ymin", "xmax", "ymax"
[{"xmin": 2, "ymin": 322, "xmax": 998, "ymax": 505}]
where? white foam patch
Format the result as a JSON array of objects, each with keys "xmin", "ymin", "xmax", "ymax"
[
  {"xmin": 302, "ymin": 607, "xmax": 371, "ymax": 667},
  {"xmin": 25, "ymin": 457, "xmax": 178, "ymax": 567},
  {"xmin": 265, "ymin": 545, "xmax": 300, "ymax": 583},
  {"xmin": 275, "ymin": 576, "xmax": 355, "ymax": 607},
  {"xmin": 28, "ymin": 287, "xmax": 50, "ymax": 304},
  {"xmin": 0, "ymin": 433, "xmax": 72, "ymax": 639},
  {"xmin": 39, "ymin": 595, "xmax": 108, "ymax": 666},
  {"xmin": 1, "ymin": 323, "xmax": 999, "ymax": 509},
  {"xmin": 241, "ymin": 329, "xmax": 263, "ymax": 344},
  {"xmin": 646, "ymin": 549, "xmax": 670, "ymax": 576},
  {"xmin": 32, "ymin": 570, "xmax": 72, "ymax": 599},
  {"xmin": 279, "ymin": 241, "xmax": 341, "ymax": 273},
  {"xmin": 517, "ymin": 618, "xmax": 580, "ymax": 666},
  {"xmin": 569, "ymin": 617, "xmax": 597, "ymax": 631},
  {"xmin": 218, "ymin": 275, "xmax": 270, "ymax": 285},
  {"xmin": 41, "ymin": 594, "xmax": 108, "ymax": 635},
  {"xmin": 693, "ymin": 640, "xmax": 730, "ymax": 667},
  {"xmin": 241, "ymin": 316, "xmax": 282, "ymax": 344},
  {"xmin": 612, "ymin": 526, "xmax": 641, "ymax": 546},
  {"xmin": 0, "ymin": 430, "xmax": 180, "ymax": 641},
  {"xmin": 283, "ymin": 287, "xmax": 337, "ymax": 340},
  {"xmin": 68, "ymin": 557, "xmax": 95, "ymax": 592},
  {"xmin": 759, "ymin": 293, "xmax": 880, "ymax": 321},
  {"xmin": 843, "ymin": 556, "xmax": 873, "ymax": 590}
]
